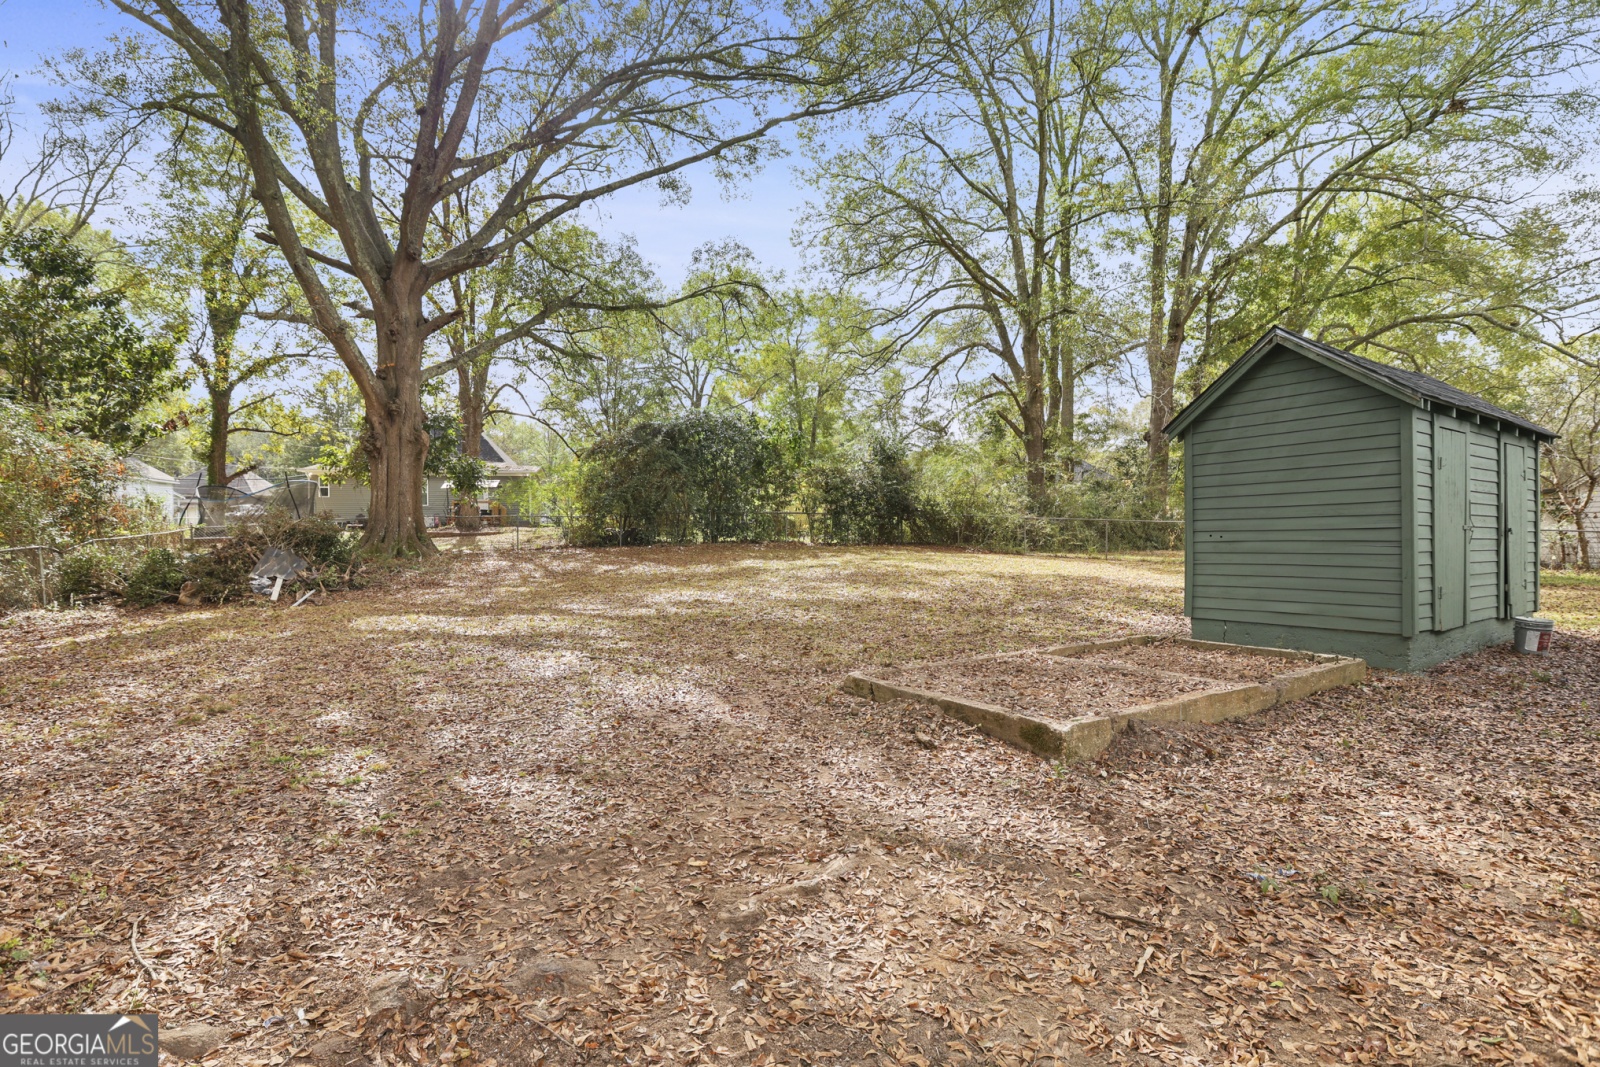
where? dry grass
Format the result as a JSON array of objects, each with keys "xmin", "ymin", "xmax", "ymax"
[{"xmin": 0, "ymin": 544, "xmax": 1596, "ymax": 1067}]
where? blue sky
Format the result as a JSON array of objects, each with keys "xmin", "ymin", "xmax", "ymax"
[{"xmin": 0, "ymin": 0, "xmax": 813, "ymax": 281}]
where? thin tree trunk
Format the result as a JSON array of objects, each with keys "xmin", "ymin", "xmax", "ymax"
[
  {"xmin": 1145, "ymin": 55, "xmax": 1176, "ymax": 504},
  {"xmin": 206, "ymin": 386, "xmax": 232, "ymax": 487},
  {"xmin": 1021, "ymin": 326, "xmax": 1048, "ymax": 497},
  {"xmin": 455, "ymin": 360, "xmax": 485, "ymax": 532}
]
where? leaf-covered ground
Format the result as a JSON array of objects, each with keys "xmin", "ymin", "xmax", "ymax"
[{"xmin": 2, "ymin": 545, "xmax": 1597, "ymax": 1066}]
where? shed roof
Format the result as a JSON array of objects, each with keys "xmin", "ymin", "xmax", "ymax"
[{"xmin": 1166, "ymin": 327, "xmax": 1556, "ymax": 441}]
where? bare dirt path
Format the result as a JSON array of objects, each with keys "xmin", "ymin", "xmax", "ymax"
[{"xmin": 1, "ymin": 545, "xmax": 1596, "ymax": 1066}]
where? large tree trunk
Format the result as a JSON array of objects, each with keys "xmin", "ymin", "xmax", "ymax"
[{"xmin": 360, "ymin": 314, "xmax": 435, "ymax": 557}]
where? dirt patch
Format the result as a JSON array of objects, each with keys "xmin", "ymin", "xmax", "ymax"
[
  {"xmin": 0, "ymin": 545, "xmax": 1596, "ymax": 1067},
  {"xmin": 1063, "ymin": 637, "xmax": 1290, "ymax": 682},
  {"xmin": 881, "ymin": 649, "xmax": 1213, "ymax": 719}
]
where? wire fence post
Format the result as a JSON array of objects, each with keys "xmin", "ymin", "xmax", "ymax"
[{"xmin": 1104, "ymin": 518, "xmax": 1111, "ymax": 554}]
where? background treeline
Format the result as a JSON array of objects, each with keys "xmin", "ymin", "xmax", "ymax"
[{"xmin": 3, "ymin": 0, "xmax": 1600, "ymax": 573}]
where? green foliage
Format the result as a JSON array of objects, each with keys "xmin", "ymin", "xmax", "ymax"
[
  {"xmin": 123, "ymin": 548, "xmax": 186, "ymax": 607},
  {"xmin": 807, "ymin": 439, "xmax": 932, "ymax": 545},
  {"xmin": 573, "ymin": 412, "xmax": 790, "ymax": 545},
  {"xmin": 57, "ymin": 546, "xmax": 127, "ymax": 602},
  {"xmin": 0, "ymin": 227, "xmax": 184, "ymax": 450},
  {"xmin": 444, "ymin": 453, "xmax": 491, "ymax": 499},
  {"xmin": 0, "ymin": 400, "xmax": 142, "ymax": 550}
]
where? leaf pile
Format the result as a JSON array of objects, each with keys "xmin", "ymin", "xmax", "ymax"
[{"xmin": 0, "ymin": 544, "xmax": 1594, "ymax": 1066}]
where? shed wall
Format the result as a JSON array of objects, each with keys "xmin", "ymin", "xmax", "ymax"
[
  {"xmin": 1414, "ymin": 411, "xmax": 1434, "ymax": 631},
  {"xmin": 1467, "ymin": 424, "xmax": 1502, "ymax": 623},
  {"xmin": 1187, "ymin": 349, "xmax": 1407, "ymax": 636}
]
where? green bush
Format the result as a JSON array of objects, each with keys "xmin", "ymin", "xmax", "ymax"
[
  {"xmin": 57, "ymin": 546, "xmax": 127, "ymax": 601},
  {"xmin": 0, "ymin": 401, "xmax": 126, "ymax": 552},
  {"xmin": 806, "ymin": 439, "xmax": 935, "ymax": 545},
  {"xmin": 573, "ymin": 413, "xmax": 791, "ymax": 545},
  {"xmin": 123, "ymin": 548, "xmax": 186, "ymax": 607}
]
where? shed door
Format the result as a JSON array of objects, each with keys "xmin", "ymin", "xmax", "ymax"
[
  {"xmin": 1502, "ymin": 440, "xmax": 1533, "ymax": 618},
  {"xmin": 1434, "ymin": 423, "xmax": 1469, "ymax": 631}
]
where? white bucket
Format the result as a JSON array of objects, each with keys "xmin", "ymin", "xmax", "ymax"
[{"xmin": 1513, "ymin": 616, "xmax": 1554, "ymax": 655}]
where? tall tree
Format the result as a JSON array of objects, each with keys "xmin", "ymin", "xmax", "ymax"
[
  {"xmin": 73, "ymin": 0, "xmax": 894, "ymax": 556},
  {"xmin": 1086, "ymin": 0, "xmax": 1600, "ymax": 499},
  {"xmin": 732, "ymin": 289, "xmax": 887, "ymax": 470},
  {"xmin": 0, "ymin": 226, "xmax": 183, "ymax": 450},
  {"xmin": 651, "ymin": 244, "xmax": 765, "ymax": 413},
  {"xmin": 142, "ymin": 128, "xmax": 308, "ymax": 486},
  {"xmin": 1531, "ymin": 356, "xmax": 1600, "ymax": 568},
  {"xmin": 807, "ymin": 0, "xmax": 1116, "ymax": 495}
]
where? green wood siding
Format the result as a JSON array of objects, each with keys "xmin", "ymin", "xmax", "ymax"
[
  {"xmin": 1467, "ymin": 426, "xmax": 1503, "ymax": 622},
  {"xmin": 1504, "ymin": 435, "xmax": 1529, "ymax": 617},
  {"xmin": 1433, "ymin": 420, "xmax": 1469, "ymax": 631},
  {"xmin": 1188, "ymin": 348, "xmax": 1406, "ymax": 636},
  {"xmin": 1502, "ymin": 439, "xmax": 1536, "ymax": 617},
  {"xmin": 1414, "ymin": 412, "xmax": 1434, "ymax": 631}
]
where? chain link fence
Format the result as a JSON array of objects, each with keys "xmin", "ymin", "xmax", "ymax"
[
  {"xmin": 1542, "ymin": 527, "xmax": 1598, "ymax": 570},
  {"xmin": 1, "ymin": 528, "xmax": 193, "ymax": 610},
  {"xmin": 436, "ymin": 511, "xmax": 1182, "ymax": 556}
]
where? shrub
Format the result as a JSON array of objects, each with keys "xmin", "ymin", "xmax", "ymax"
[
  {"xmin": 123, "ymin": 548, "xmax": 186, "ymax": 607},
  {"xmin": 806, "ymin": 439, "xmax": 935, "ymax": 545},
  {"xmin": 573, "ymin": 413, "xmax": 791, "ymax": 545},
  {"xmin": 0, "ymin": 400, "xmax": 126, "ymax": 551},
  {"xmin": 57, "ymin": 546, "xmax": 127, "ymax": 601}
]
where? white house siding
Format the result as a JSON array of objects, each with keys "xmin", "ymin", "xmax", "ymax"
[
  {"xmin": 116, "ymin": 460, "xmax": 177, "ymax": 521},
  {"xmin": 116, "ymin": 479, "xmax": 176, "ymax": 521}
]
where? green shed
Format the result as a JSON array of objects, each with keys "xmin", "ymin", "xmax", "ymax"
[{"xmin": 1167, "ymin": 327, "xmax": 1556, "ymax": 671}]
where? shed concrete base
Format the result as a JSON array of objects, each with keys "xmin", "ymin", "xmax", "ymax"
[
  {"xmin": 1190, "ymin": 618, "xmax": 1512, "ymax": 671},
  {"xmin": 842, "ymin": 637, "xmax": 1365, "ymax": 762}
]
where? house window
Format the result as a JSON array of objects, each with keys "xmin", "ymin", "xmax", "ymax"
[{"xmin": 318, "ymin": 483, "xmax": 331, "ymax": 498}]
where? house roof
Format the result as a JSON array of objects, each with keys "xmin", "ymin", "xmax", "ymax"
[
  {"xmin": 120, "ymin": 457, "xmax": 176, "ymax": 484},
  {"xmin": 174, "ymin": 467, "xmax": 277, "ymax": 496},
  {"xmin": 478, "ymin": 432, "xmax": 535, "ymax": 475},
  {"xmin": 1165, "ymin": 326, "xmax": 1556, "ymax": 441},
  {"xmin": 299, "ymin": 432, "xmax": 535, "ymax": 484}
]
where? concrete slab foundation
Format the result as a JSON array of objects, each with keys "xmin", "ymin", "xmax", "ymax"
[{"xmin": 1188, "ymin": 618, "xmax": 1512, "ymax": 671}]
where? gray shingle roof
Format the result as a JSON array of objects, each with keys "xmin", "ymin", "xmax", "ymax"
[
  {"xmin": 1277, "ymin": 328, "xmax": 1554, "ymax": 438},
  {"xmin": 1168, "ymin": 327, "xmax": 1555, "ymax": 440}
]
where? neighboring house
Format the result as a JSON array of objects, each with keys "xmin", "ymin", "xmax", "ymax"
[
  {"xmin": 1542, "ymin": 503, "xmax": 1600, "ymax": 568},
  {"xmin": 115, "ymin": 458, "xmax": 177, "ymax": 521},
  {"xmin": 302, "ymin": 432, "xmax": 536, "ymax": 524}
]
